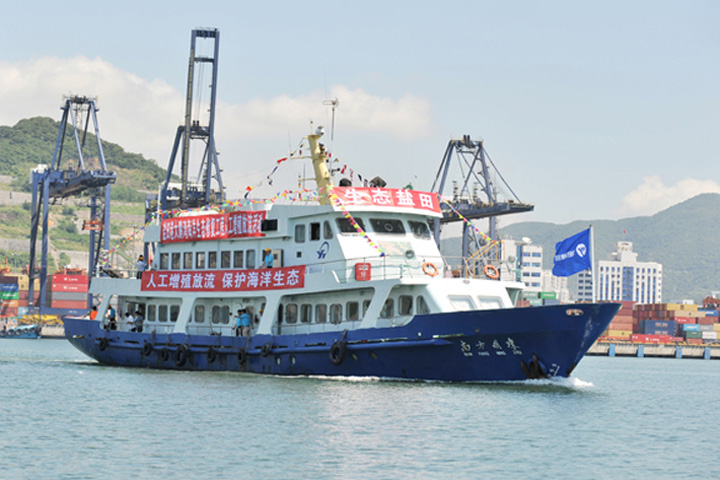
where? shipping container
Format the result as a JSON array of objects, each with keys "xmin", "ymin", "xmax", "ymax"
[
  {"xmin": 51, "ymin": 282, "xmax": 89, "ymax": 293},
  {"xmin": 701, "ymin": 331, "xmax": 718, "ymax": 340},
  {"xmin": 50, "ymin": 300, "xmax": 89, "ymax": 309},
  {"xmin": 682, "ymin": 324, "xmax": 701, "ymax": 332},
  {"xmin": 697, "ymin": 317, "xmax": 716, "ymax": 325},
  {"xmin": 607, "ymin": 329, "xmax": 632, "ymax": 338},
  {"xmin": 684, "ymin": 331, "xmax": 703, "ymax": 339}
]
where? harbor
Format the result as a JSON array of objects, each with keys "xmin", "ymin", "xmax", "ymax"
[{"xmin": 588, "ymin": 341, "xmax": 720, "ymax": 359}]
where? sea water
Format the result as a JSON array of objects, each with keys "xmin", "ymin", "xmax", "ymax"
[{"xmin": 0, "ymin": 340, "xmax": 718, "ymax": 480}]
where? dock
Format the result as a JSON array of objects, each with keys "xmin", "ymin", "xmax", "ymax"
[{"xmin": 588, "ymin": 342, "xmax": 720, "ymax": 359}]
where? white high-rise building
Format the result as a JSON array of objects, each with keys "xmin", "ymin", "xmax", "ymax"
[
  {"xmin": 577, "ymin": 241, "xmax": 662, "ymax": 303},
  {"xmin": 500, "ymin": 238, "xmax": 568, "ymax": 301}
]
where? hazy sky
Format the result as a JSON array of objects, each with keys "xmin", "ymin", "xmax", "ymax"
[{"xmin": 1, "ymin": 0, "xmax": 718, "ymax": 226}]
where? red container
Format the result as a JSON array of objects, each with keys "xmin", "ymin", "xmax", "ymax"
[
  {"xmin": 50, "ymin": 300, "xmax": 88, "ymax": 309},
  {"xmin": 52, "ymin": 274, "xmax": 88, "ymax": 285},
  {"xmin": 698, "ymin": 317, "xmax": 716, "ymax": 325},
  {"xmin": 51, "ymin": 282, "xmax": 88, "ymax": 293}
]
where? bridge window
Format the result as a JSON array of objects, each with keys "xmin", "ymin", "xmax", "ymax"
[
  {"xmin": 323, "ymin": 221, "xmax": 333, "ymax": 239},
  {"xmin": 295, "ymin": 224, "xmax": 306, "ymax": 243},
  {"xmin": 246, "ymin": 250, "xmax": 256, "ymax": 269},
  {"xmin": 196, "ymin": 252, "xmax": 206, "ymax": 269},
  {"xmin": 310, "ymin": 222, "xmax": 321, "ymax": 241},
  {"xmin": 194, "ymin": 305, "xmax": 205, "ymax": 323},
  {"xmin": 158, "ymin": 305, "xmax": 168, "ymax": 322},
  {"xmin": 170, "ymin": 305, "xmax": 180, "ymax": 322},
  {"xmin": 370, "ymin": 218, "xmax": 405, "ymax": 235},
  {"xmin": 380, "ymin": 298, "xmax": 394, "ymax": 318},
  {"xmin": 147, "ymin": 305, "xmax": 156, "ymax": 322},
  {"xmin": 408, "ymin": 221, "xmax": 431, "ymax": 239},
  {"xmin": 160, "ymin": 253, "xmax": 169, "ymax": 270},
  {"xmin": 300, "ymin": 304, "xmax": 312, "ymax": 323},
  {"xmin": 211, "ymin": 305, "xmax": 229, "ymax": 324},
  {"xmin": 172, "ymin": 253, "xmax": 181, "ymax": 270},
  {"xmin": 417, "ymin": 296, "xmax": 430, "ymax": 314},
  {"xmin": 285, "ymin": 303, "xmax": 298, "ymax": 324},
  {"xmin": 330, "ymin": 304, "xmax": 342, "ymax": 324},
  {"xmin": 337, "ymin": 217, "xmax": 365, "ymax": 234},
  {"xmin": 183, "ymin": 252, "xmax": 193, "ymax": 269},
  {"xmin": 208, "ymin": 252, "xmax": 217, "ymax": 269}
]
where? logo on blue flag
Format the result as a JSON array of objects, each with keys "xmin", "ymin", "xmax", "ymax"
[{"xmin": 552, "ymin": 228, "xmax": 592, "ymax": 277}]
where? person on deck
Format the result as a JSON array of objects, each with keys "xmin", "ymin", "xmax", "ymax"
[
  {"xmin": 106, "ymin": 305, "xmax": 117, "ymax": 330},
  {"xmin": 89, "ymin": 306, "xmax": 98, "ymax": 320},
  {"xmin": 136, "ymin": 255, "xmax": 147, "ymax": 279},
  {"xmin": 262, "ymin": 249, "xmax": 274, "ymax": 268},
  {"xmin": 234, "ymin": 309, "xmax": 243, "ymax": 337},
  {"xmin": 132, "ymin": 310, "xmax": 144, "ymax": 333},
  {"xmin": 240, "ymin": 309, "xmax": 252, "ymax": 337}
]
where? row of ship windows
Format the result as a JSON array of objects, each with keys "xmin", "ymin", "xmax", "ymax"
[
  {"xmin": 293, "ymin": 218, "xmax": 431, "ymax": 242},
  {"xmin": 159, "ymin": 250, "xmax": 258, "ymax": 271},
  {"xmin": 137, "ymin": 295, "xmax": 432, "ymax": 325}
]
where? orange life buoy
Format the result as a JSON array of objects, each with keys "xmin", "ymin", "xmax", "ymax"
[
  {"xmin": 484, "ymin": 264, "xmax": 500, "ymax": 280},
  {"xmin": 422, "ymin": 262, "xmax": 439, "ymax": 277}
]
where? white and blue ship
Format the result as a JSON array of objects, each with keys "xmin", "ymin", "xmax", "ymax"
[{"xmin": 64, "ymin": 129, "xmax": 619, "ymax": 381}]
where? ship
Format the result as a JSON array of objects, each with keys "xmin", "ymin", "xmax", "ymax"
[{"xmin": 63, "ymin": 126, "xmax": 620, "ymax": 381}]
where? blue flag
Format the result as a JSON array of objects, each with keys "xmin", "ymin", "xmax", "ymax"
[{"xmin": 552, "ymin": 228, "xmax": 592, "ymax": 277}]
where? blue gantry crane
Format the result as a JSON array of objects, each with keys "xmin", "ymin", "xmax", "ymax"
[
  {"xmin": 28, "ymin": 95, "xmax": 116, "ymax": 315},
  {"xmin": 431, "ymin": 135, "xmax": 534, "ymax": 270}
]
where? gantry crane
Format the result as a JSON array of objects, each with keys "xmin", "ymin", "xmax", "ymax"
[
  {"xmin": 431, "ymin": 135, "xmax": 533, "ymax": 272},
  {"xmin": 28, "ymin": 95, "xmax": 116, "ymax": 314}
]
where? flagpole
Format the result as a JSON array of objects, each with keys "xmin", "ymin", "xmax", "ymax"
[{"xmin": 589, "ymin": 224, "xmax": 596, "ymax": 303}]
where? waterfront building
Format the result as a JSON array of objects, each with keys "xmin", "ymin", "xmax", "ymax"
[{"xmin": 577, "ymin": 241, "xmax": 662, "ymax": 303}]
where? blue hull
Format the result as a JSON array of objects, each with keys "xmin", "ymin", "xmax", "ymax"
[{"xmin": 63, "ymin": 303, "xmax": 619, "ymax": 382}]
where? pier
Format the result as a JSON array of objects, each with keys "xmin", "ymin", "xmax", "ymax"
[{"xmin": 588, "ymin": 342, "xmax": 720, "ymax": 359}]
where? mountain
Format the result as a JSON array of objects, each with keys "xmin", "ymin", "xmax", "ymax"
[
  {"xmin": 442, "ymin": 193, "xmax": 720, "ymax": 303},
  {"xmin": 0, "ymin": 117, "xmax": 169, "ymax": 201}
]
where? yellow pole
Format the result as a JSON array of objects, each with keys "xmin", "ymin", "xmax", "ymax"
[{"xmin": 307, "ymin": 130, "xmax": 333, "ymax": 205}]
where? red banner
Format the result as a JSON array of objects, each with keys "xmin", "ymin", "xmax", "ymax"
[
  {"xmin": 141, "ymin": 266, "xmax": 305, "ymax": 292},
  {"xmin": 161, "ymin": 211, "xmax": 266, "ymax": 244},
  {"xmin": 331, "ymin": 187, "xmax": 440, "ymax": 214}
]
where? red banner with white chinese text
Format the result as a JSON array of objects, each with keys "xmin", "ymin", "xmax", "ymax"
[
  {"xmin": 141, "ymin": 266, "xmax": 305, "ymax": 292},
  {"xmin": 160, "ymin": 211, "xmax": 266, "ymax": 244},
  {"xmin": 330, "ymin": 187, "xmax": 440, "ymax": 214}
]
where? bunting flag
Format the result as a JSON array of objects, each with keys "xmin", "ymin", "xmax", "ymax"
[
  {"xmin": 436, "ymin": 194, "xmax": 497, "ymax": 246},
  {"xmin": 326, "ymin": 189, "xmax": 385, "ymax": 257}
]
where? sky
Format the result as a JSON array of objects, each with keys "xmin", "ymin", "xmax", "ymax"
[{"xmin": 1, "ymin": 0, "xmax": 718, "ymax": 227}]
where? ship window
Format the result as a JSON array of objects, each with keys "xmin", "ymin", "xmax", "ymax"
[
  {"xmin": 315, "ymin": 304, "xmax": 327, "ymax": 324},
  {"xmin": 323, "ymin": 221, "xmax": 333, "ymax": 239},
  {"xmin": 399, "ymin": 295, "xmax": 413, "ymax": 315},
  {"xmin": 160, "ymin": 253, "xmax": 169, "ymax": 270},
  {"xmin": 221, "ymin": 251, "xmax": 231, "ymax": 268},
  {"xmin": 212, "ymin": 305, "xmax": 229, "ymax": 324},
  {"xmin": 330, "ymin": 304, "xmax": 342, "ymax": 324},
  {"xmin": 196, "ymin": 252, "xmax": 206, "ymax": 269},
  {"xmin": 208, "ymin": 252, "xmax": 217, "ymax": 269},
  {"xmin": 194, "ymin": 305, "xmax": 205, "ymax": 323},
  {"xmin": 409, "ymin": 221, "xmax": 431, "ymax": 239},
  {"xmin": 170, "ymin": 305, "xmax": 180, "ymax": 322},
  {"xmin": 370, "ymin": 218, "xmax": 406, "ymax": 235},
  {"xmin": 362, "ymin": 299, "xmax": 371, "ymax": 316},
  {"xmin": 147, "ymin": 305, "xmax": 156, "ymax": 322},
  {"xmin": 346, "ymin": 301, "xmax": 359, "ymax": 321},
  {"xmin": 300, "ymin": 304, "xmax": 312, "ymax": 323},
  {"xmin": 183, "ymin": 252, "xmax": 193, "ymax": 269},
  {"xmin": 158, "ymin": 305, "xmax": 168, "ymax": 322},
  {"xmin": 380, "ymin": 298, "xmax": 394, "ymax": 318},
  {"xmin": 417, "ymin": 296, "xmax": 430, "ymax": 314},
  {"xmin": 172, "ymin": 253, "xmax": 181, "ymax": 270},
  {"xmin": 449, "ymin": 295, "xmax": 475, "ymax": 311},
  {"xmin": 285, "ymin": 303, "xmax": 298, "ymax": 324},
  {"xmin": 337, "ymin": 217, "xmax": 365, "ymax": 234},
  {"xmin": 477, "ymin": 296, "xmax": 503, "ymax": 310},
  {"xmin": 310, "ymin": 222, "xmax": 321, "ymax": 241},
  {"xmin": 246, "ymin": 250, "xmax": 256, "ymax": 269},
  {"xmin": 233, "ymin": 250, "xmax": 244, "ymax": 268},
  {"xmin": 295, "ymin": 224, "xmax": 306, "ymax": 243}
]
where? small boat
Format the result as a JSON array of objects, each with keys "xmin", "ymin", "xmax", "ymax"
[
  {"xmin": 63, "ymin": 127, "xmax": 619, "ymax": 381},
  {"xmin": 0, "ymin": 324, "xmax": 42, "ymax": 339}
]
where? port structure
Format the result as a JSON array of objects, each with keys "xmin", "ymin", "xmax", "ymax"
[
  {"xmin": 153, "ymin": 28, "xmax": 225, "ymax": 216},
  {"xmin": 28, "ymin": 95, "xmax": 116, "ymax": 315},
  {"xmin": 430, "ymin": 135, "xmax": 533, "ymax": 273}
]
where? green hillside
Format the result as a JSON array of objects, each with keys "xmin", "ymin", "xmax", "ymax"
[
  {"xmin": 0, "ymin": 117, "xmax": 168, "ymax": 201},
  {"xmin": 491, "ymin": 193, "xmax": 720, "ymax": 302}
]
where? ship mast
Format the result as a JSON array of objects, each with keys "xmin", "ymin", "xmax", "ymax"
[{"xmin": 307, "ymin": 127, "xmax": 333, "ymax": 205}]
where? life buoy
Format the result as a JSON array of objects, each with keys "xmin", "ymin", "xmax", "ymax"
[
  {"xmin": 142, "ymin": 342, "xmax": 153, "ymax": 357},
  {"xmin": 98, "ymin": 337, "xmax": 109, "ymax": 351},
  {"xmin": 207, "ymin": 347, "xmax": 217, "ymax": 364},
  {"xmin": 237, "ymin": 349, "xmax": 247, "ymax": 365},
  {"xmin": 422, "ymin": 262, "xmax": 439, "ymax": 277},
  {"xmin": 329, "ymin": 340, "xmax": 348, "ymax": 366},
  {"xmin": 174, "ymin": 344, "xmax": 190, "ymax": 367},
  {"xmin": 261, "ymin": 342, "xmax": 272, "ymax": 357},
  {"xmin": 159, "ymin": 348, "xmax": 170, "ymax": 362},
  {"xmin": 484, "ymin": 264, "xmax": 500, "ymax": 280}
]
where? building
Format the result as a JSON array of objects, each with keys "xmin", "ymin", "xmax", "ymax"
[
  {"xmin": 577, "ymin": 241, "xmax": 662, "ymax": 303},
  {"xmin": 499, "ymin": 238, "xmax": 569, "ymax": 302}
]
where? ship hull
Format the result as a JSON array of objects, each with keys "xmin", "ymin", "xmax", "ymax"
[{"xmin": 64, "ymin": 303, "xmax": 619, "ymax": 382}]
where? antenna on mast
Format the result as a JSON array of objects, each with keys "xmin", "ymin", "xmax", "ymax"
[{"xmin": 322, "ymin": 98, "xmax": 339, "ymax": 141}]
